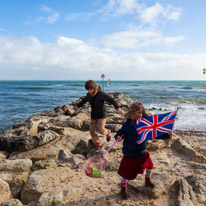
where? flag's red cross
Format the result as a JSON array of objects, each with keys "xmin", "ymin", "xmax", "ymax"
[{"xmin": 136, "ymin": 111, "xmax": 176, "ymax": 144}]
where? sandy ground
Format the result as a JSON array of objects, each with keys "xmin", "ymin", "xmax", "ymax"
[{"xmin": 61, "ymin": 130, "xmax": 206, "ymax": 206}]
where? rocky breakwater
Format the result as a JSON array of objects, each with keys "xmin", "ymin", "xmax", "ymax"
[{"xmin": 0, "ymin": 92, "xmax": 206, "ymax": 206}]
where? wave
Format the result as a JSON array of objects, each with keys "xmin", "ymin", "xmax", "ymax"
[
  {"xmin": 159, "ymin": 96, "xmax": 206, "ymax": 103},
  {"xmin": 71, "ymin": 84, "xmax": 84, "ymax": 87},
  {"xmin": 183, "ymin": 86, "xmax": 192, "ymax": 89},
  {"xmin": 16, "ymin": 87, "xmax": 51, "ymax": 90},
  {"xmin": 37, "ymin": 83, "xmax": 53, "ymax": 86},
  {"xmin": 180, "ymin": 98, "xmax": 206, "ymax": 103}
]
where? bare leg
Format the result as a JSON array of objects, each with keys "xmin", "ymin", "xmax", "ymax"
[{"xmin": 96, "ymin": 118, "xmax": 110, "ymax": 136}]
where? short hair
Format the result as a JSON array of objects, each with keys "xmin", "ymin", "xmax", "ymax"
[{"xmin": 85, "ymin": 80, "xmax": 97, "ymax": 90}]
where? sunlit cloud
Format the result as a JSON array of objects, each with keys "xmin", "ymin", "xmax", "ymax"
[{"xmin": 0, "ymin": 36, "xmax": 204, "ymax": 80}]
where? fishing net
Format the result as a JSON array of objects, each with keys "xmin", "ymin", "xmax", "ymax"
[
  {"xmin": 85, "ymin": 134, "xmax": 123, "ymax": 178},
  {"xmin": 85, "ymin": 155, "xmax": 107, "ymax": 178}
]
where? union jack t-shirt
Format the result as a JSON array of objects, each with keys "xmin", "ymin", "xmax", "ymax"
[{"xmin": 135, "ymin": 111, "xmax": 177, "ymax": 144}]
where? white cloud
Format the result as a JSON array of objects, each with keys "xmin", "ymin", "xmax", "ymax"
[
  {"xmin": 102, "ymin": 29, "xmax": 185, "ymax": 48},
  {"xmin": 140, "ymin": 3, "xmax": 164, "ymax": 24},
  {"xmin": 165, "ymin": 5, "xmax": 182, "ymax": 20},
  {"xmin": 99, "ymin": 0, "xmax": 141, "ymax": 16},
  {"xmin": 140, "ymin": 3, "xmax": 181, "ymax": 24},
  {"xmin": 164, "ymin": 36, "xmax": 185, "ymax": 44},
  {"xmin": 46, "ymin": 12, "xmax": 59, "ymax": 24},
  {"xmin": 36, "ymin": 5, "xmax": 59, "ymax": 24},
  {"xmin": 65, "ymin": 12, "xmax": 93, "ymax": 21},
  {"xmin": 0, "ymin": 36, "xmax": 204, "ymax": 80},
  {"xmin": 40, "ymin": 5, "xmax": 53, "ymax": 13}
]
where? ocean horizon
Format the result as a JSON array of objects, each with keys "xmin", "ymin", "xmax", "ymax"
[{"xmin": 0, "ymin": 80, "xmax": 206, "ymax": 133}]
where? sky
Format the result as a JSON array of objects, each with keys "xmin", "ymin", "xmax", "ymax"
[{"xmin": 0, "ymin": 0, "xmax": 206, "ymax": 80}]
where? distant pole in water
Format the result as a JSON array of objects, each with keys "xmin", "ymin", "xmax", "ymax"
[
  {"xmin": 203, "ymin": 68, "xmax": 206, "ymax": 74},
  {"xmin": 108, "ymin": 78, "xmax": 110, "ymax": 86},
  {"xmin": 101, "ymin": 74, "xmax": 105, "ymax": 91}
]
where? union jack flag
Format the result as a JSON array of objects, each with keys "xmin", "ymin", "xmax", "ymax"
[{"xmin": 135, "ymin": 111, "xmax": 177, "ymax": 144}]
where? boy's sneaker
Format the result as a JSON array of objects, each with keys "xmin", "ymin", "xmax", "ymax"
[
  {"xmin": 95, "ymin": 144, "xmax": 104, "ymax": 150},
  {"xmin": 106, "ymin": 130, "xmax": 111, "ymax": 142}
]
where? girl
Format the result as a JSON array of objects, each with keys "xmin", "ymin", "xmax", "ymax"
[
  {"xmin": 74, "ymin": 80, "xmax": 122, "ymax": 149},
  {"xmin": 115, "ymin": 102, "xmax": 172, "ymax": 199}
]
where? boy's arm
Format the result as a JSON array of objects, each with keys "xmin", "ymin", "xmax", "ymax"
[
  {"xmin": 102, "ymin": 93, "xmax": 120, "ymax": 110},
  {"xmin": 76, "ymin": 96, "xmax": 88, "ymax": 108}
]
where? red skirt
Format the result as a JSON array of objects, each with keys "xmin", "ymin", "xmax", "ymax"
[{"xmin": 118, "ymin": 151, "xmax": 153, "ymax": 180}]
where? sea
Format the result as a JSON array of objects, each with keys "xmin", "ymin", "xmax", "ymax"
[{"xmin": 0, "ymin": 80, "xmax": 206, "ymax": 133}]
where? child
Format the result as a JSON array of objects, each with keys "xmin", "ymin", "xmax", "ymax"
[
  {"xmin": 114, "ymin": 102, "xmax": 172, "ymax": 199},
  {"xmin": 74, "ymin": 80, "xmax": 122, "ymax": 149}
]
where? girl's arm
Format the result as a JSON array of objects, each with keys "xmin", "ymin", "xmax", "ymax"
[{"xmin": 114, "ymin": 122, "xmax": 128, "ymax": 140}]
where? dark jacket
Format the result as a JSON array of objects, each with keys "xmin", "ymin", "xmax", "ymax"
[
  {"xmin": 77, "ymin": 86, "xmax": 119, "ymax": 119},
  {"xmin": 114, "ymin": 119, "xmax": 169, "ymax": 159}
]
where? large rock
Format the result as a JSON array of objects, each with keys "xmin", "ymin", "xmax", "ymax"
[
  {"xmin": 21, "ymin": 167, "xmax": 80, "ymax": 204},
  {"xmin": 0, "ymin": 178, "xmax": 11, "ymax": 204},
  {"xmin": 31, "ymin": 159, "xmax": 57, "ymax": 171},
  {"xmin": 172, "ymin": 137, "xmax": 206, "ymax": 163},
  {"xmin": 37, "ymin": 187, "xmax": 83, "ymax": 206},
  {"xmin": 8, "ymin": 132, "xmax": 88, "ymax": 163},
  {"xmin": 174, "ymin": 178, "xmax": 198, "ymax": 206},
  {"xmin": 0, "ymin": 130, "xmax": 59, "ymax": 152},
  {"xmin": 185, "ymin": 175, "xmax": 206, "ymax": 205},
  {"xmin": 152, "ymin": 151, "xmax": 170, "ymax": 166},
  {"xmin": 130, "ymin": 172, "xmax": 173, "ymax": 199},
  {"xmin": 146, "ymin": 139, "xmax": 169, "ymax": 151},
  {"xmin": 0, "ymin": 158, "xmax": 32, "ymax": 186},
  {"xmin": 0, "ymin": 151, "xmax": 9, "ymax": 161},
  {"xmin": 1, "ymin": 198, "xmax": 23, "ymax": 206}
]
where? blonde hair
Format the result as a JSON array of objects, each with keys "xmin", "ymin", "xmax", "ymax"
[{"xmin": 124, "ymin": 102, "xmax": 149, "ymax": 122}]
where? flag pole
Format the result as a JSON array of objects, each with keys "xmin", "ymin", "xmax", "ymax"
[{"xmin": 171, "ymin": 108, "xmax": 178, "ymax": 131}]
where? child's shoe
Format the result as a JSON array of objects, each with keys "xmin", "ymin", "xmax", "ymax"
[
  {"xmin": 95, "ymin": 144, "xmax": 104, "ymax": 150},
  {"xmin": 145, "ymin": 177, "xmax": 155, "ymax": 188},
  {"xmin": 120, "ymin": 185, "xmax": 130, "ymax": 199},
  {"xmin": 106, "ymin": 129, "xmax": 111, "ymax": 142}
]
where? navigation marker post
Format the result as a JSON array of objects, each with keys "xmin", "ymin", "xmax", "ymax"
[{"xmin": 101, "ymin": 74, "xmax": 105, "ymax": 91}]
